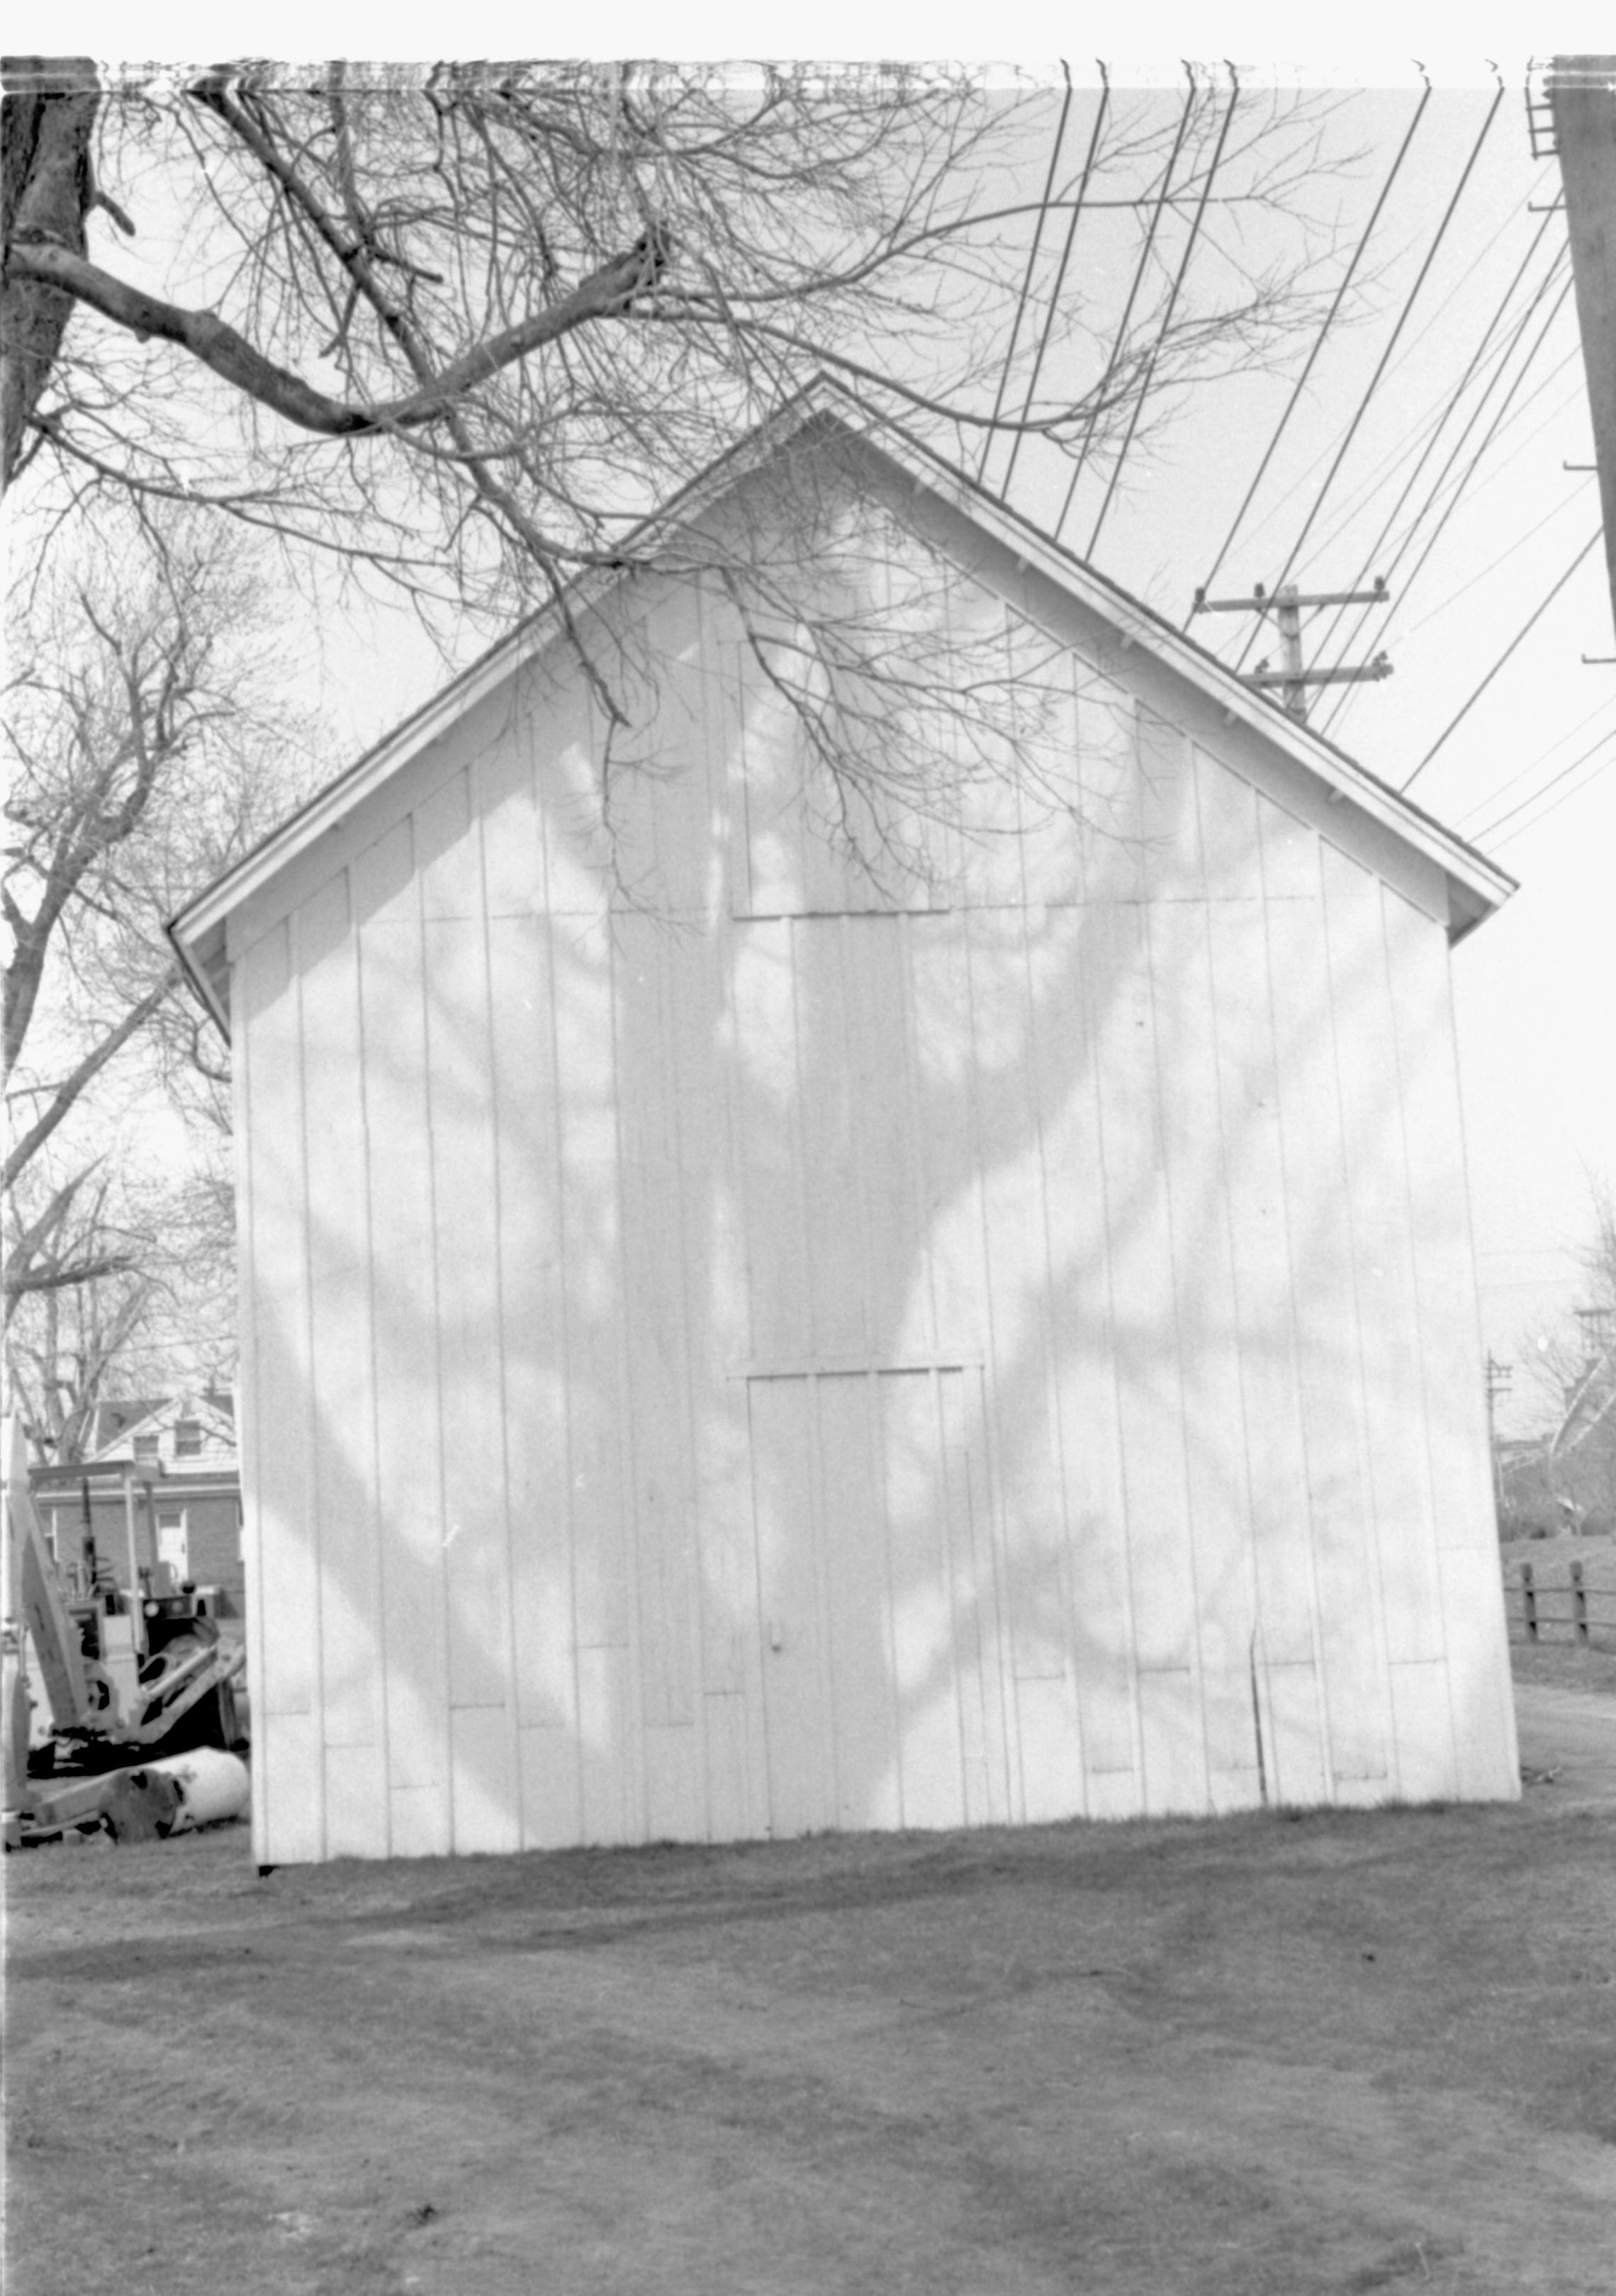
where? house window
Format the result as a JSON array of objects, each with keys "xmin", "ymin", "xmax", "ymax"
[
  {"xmin": 133, "ymin": 1433, "xmax": 160, "ymax": 1461},
  {"xmin": 174, "ymin": 1420, "xmax": 201, "ymax": 1457}
]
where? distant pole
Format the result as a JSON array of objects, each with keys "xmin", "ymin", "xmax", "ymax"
[{"xmin": 1485, "ymin": 1354, "xmax": 1513, "ymax": 1519}]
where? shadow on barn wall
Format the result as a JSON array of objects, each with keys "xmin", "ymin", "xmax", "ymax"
[{"xmin": 232, "ymin": 487, "xmax": 1515, "ymax": 1862}]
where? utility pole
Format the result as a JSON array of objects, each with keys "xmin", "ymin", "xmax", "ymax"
[
  {"xmin": 1547, "ymin": 58, "xmax": 1616, "ymax": 641},
  {"xmin": 1485, "ymin": 1354, "xmax": 1514, "ymax": 1518},
  {"xmin": 1190, "ymin": 578, "xmax": 1393, "ymax": 721}
]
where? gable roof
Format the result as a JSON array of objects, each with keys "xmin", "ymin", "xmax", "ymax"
[
  {"xmin": 169, "ymin": 376, "xmax": 1515, "ymax": 1032},
  {"xmin": 84, "ymin": 1392, "xmax": 235, "ymax": 1466}
]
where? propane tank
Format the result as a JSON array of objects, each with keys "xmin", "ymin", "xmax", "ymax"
[{"xmin": 141, "ymin": 1745, "xmax": 250, "ymax": 1831}]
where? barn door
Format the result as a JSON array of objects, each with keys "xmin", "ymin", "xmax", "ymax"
[{"xmin": 745, "ymin": 1366, "xmax": 1005, "ymax": 1839}]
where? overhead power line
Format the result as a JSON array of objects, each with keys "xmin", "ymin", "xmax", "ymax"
[
  {"xmin": 1086, "ymin": 64, "xmax": 1241, "ymax": 557},
  {"xmin": 1474, "ymin": 720, "xmax": 1616, "ymax": 849},
  {"xmin": 1053, "ymin": 65, "xmax": 1198, "ymax": 547},
  {"xmin": 1317, "ymin": 276, "xmax": 1579, "ymax": 740},
  {"xmin": 1395, "ymin": 480, "xmax": 1591, "ymax": 652},
  {"xmin": 1304, "ymin": 210, "xmax": 1565, "ymax": 676},
  {"xmin": 1233, "ymin": 228, "xmax": 1561, "ymax": 585},
  {"xmin": 1234, "ymin": 75, "xmax": 1507, "ymax": 675},
  {"xmin": 1454, "ymin": 685, "xmax": 1616, "ymax": 829},
  {"xmin": 1401, "ymin": 527, "xmax": 1605, "ymax": 792},
  {"xmin": 999, "ymin": 67, "xmax": 1111, "ymax": 506},
  {"xmin": 1186, "ymin": 74, "xmax": 1432, "ymax": 624},
  {"xmin": 977, "ymin": 66, "xmax": 1074, "ymax": 488}
]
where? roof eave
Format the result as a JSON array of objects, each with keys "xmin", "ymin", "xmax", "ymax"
[{"xmin": 169, "ymin": 376, "xmax": 1515, "ymax": 993}]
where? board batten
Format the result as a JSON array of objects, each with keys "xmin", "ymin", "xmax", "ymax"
[
  {"xmin": 1148, "ymin": 887, "xmax": 1258, "ymax": 1796},
  {"xmin": 795, "ymin": 918, "xmax": 869, "ymax": 1360},
  {"xmin": 907, "ymin": 914, "xmax": 987, "ymax": 1356},
  {"xmin": 966, "ymin": 904, "xmax": 1083, "ymax": 1820},
  {"xmin": 1383, "ymin": 892, "xmax": 1496, "ymax": 1553},
  {"xmin": 938, "ymin": 1371, "xmax": 1013, "ymax": 1823},
  {"xmin": 1324, "ymin": 855, "xmax": 1447, "ymax": 1684},
  {"xmin": 489, "ymin": 917, "xmax": 578, "ymax": 1771},
  {"xmin": 751, "ymin": 1378, "xmax": 835, "ymax": 1835},
  {"xmin": 1295, "ymin": 845, "xmax": 1394, "ymax": 1787},
  {"xmin": 1261, "ymin": 797, "xmax": 1382, "ymax": 1795},
  {"xmin": 1199, "ymin": 764, "xmax": 1318, "ymax": 1745},
  {"xmin": 488, "ymin": 913, "xmax": 578, "ymax": 1848},
  {"xmin": 880, "ymin": 1371, "xmax": 970, "ymax": 1830},
  {"xmin": 296, "ymin": 873, "xmax": 381, "ymax": 1782},
  {"xmin": 554, "ymin": 901, "xmax": 637, "ymax": 1845},
  {"xmin": 646, "ymin": 583, "xmax": 726, "ymax": 920},
  {"xmin": 354, "ymin": 822, "xmax": 450, "ymax": 1853},
  {"xmin": 1076, "ymin": 668, "xmax": 1140, "ymax": 903},
  {"xmin": 1137, "ymin": 711, "xmax": 1202, "ymax": 899},
  {"xmin": 817, "ymin": 1375, "xmax": 902, "ymax": 1830},
  {"xmin": 1088, "ymin": 899, "xmax": 1206, "ymax": 1814},
  {"xmin": 238, "ymin": 918, "xmax": 322, "ymax": 1864},
  {"xmin": 844, "ymin": 916, "xmax": 935, "ymax": 1363},
  {"xmin": 731, "ymin": 920, "xmax": 809, "ymax": 1364},
  {"xmin": 614, "ymin": 913, "xmax": 705, "ymax": 1840},
  {"xmin": 1035, "ymin": 906, "xmax": 1136, "ymax": 1793}
]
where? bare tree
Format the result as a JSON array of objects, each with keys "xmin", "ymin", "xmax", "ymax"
[
  {"xmin": 4, "ymin": 514, "xmax": 310, "ymax": 1192},
  {"xmin": 3, "ymin": 510, "xmax": 313, "ymax": 1448},
  {"xmin": 4, "ymin": 61, "xmax": 1345, "ymax": 615}
]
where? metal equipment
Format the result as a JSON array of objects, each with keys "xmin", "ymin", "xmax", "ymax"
[{"xmin": 3, "ymin": 1416, "xmax": 248, "ymax": 1848}]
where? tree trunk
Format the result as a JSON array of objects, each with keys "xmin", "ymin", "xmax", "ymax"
[{"xmin": 1, "ymin": 57, "xmax": 98, "ymax": 488}]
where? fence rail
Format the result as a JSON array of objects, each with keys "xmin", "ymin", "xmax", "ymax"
[{"xmin": 1503, "ymin": 1560, "xmax": 1616, "ymax": 1648}]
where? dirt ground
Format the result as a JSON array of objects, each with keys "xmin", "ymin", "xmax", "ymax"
[{"xmin": 7, "ymin": 1672, "xmax": 1616, "ymax": 2296}]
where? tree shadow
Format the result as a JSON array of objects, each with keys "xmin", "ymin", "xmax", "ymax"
[{"xmin": 238, "ymin": 477, "xmax": 1512, "ymax": 1860}]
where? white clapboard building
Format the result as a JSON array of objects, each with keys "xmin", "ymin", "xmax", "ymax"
[{"xmin": 172, "ymin": 385, "xmax": 1520, "ymax": 1865}]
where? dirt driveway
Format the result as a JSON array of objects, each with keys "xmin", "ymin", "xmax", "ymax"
[{"xmin": 8, "ymin": 1691, "xmax": 1616, "ymax": 2296}]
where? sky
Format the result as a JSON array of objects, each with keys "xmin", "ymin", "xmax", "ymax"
[{"xmin": 14, "ymin": 23, "xmax": 1613, "ymax": 1436}]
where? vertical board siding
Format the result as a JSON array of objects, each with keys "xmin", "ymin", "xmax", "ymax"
[
  {"xmin": 236, "ymin": 512, "xmax": 1517, "ymax": 1862},
  {"xmin": 354, "ymin": 819, "xmax": 451, "ymax": 1855},
  {"xmin": 557, "ymin": 902, "xmax": 637, "ymax": 1845},
  {"xmin": 231, "ymin": 1020, "xmax": 265, "ymax": 1865},
  {"xmin": 820, "ymin": 1375, "xmax": 903, "ymax": 1830},
  {"xmin": 1259, "ymin": 796, "xmax": 1362, "ymax": 1798},
  {"xmin": 1385, "ymin": 889, "xmax": 1516, "ymax": 1797},
  {"xmin": 967, "ymin": 904, "xmax": 1084, "ymax": 1821},
  {"xmin": 298, "ymin": 868, "xmax": 389, "ymax": 1860},
  {"xmin": 1308, "ymin": 844, "xmax": 1396, "ymax": 1786},
  {"xmin": 1385, "ymin": 892, "xmax": 1498, "ymax": 1552},
  {"xmin": 881, "ymin": 1371, "xmax": 970, "ymax": 1830},
  {"xmin": 1150, "ymin": 888, "xmax": 1256, "ymax": 1801},
  {"xmin": 417, "ymin": 772, "xmax": 520, "ymax": 1852},
  {"xmin": 1036, "ymin": 906, "xmax": 1135, "ymax": 1796},
  {"xmin": 1197, "ymin": 755, "xmax": 1318, "ymax": 1738},
  {"xmin": 240, "ymin": 918, "xmax": 323, "ymax": 1864}
]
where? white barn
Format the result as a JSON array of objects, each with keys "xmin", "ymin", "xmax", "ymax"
[{"xmin": 172, "ymin": 390, "xmax": 1520, "ymax": 1866}]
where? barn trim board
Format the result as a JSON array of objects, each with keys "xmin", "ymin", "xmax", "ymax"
[{"xmin": 173, "ymin": 383, "xmax": 1520, "ymax": 1864}]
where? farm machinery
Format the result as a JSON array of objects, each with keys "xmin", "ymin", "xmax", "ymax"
[{"xmin": 3, "ymin": 1417, "xmax": 248, "ymax": 1847}]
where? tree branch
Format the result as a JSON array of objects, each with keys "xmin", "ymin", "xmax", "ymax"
[
  {"xmin": 6, "ymin": 230, "xmax": 671, "ymax": 439},
  {"xmin": 2, "ymin": 973, "xmax": 172, "ymax": 1193}
]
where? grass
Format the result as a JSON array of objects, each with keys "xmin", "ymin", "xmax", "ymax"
[{"xmin": 8, "ymin": 1761, "xmax": 1616, "ymax": 2296}]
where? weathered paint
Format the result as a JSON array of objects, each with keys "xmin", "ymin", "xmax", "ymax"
[{"xmin": 224, "ymin": 462, "xmax": 1518, "ymax": 1862}]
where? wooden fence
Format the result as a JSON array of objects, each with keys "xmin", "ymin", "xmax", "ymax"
[{"xmin": 1503, "ymin": 1560, "xmax": 1616, "ymax": 1648}]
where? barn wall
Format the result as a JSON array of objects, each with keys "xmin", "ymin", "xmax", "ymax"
[{"xmin": 232, "ymin": 527, "xmax": 1516, "ymax": 1863}]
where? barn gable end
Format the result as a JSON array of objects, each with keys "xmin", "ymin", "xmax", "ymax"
[{"xmin": 180, "ymin": 400, "xmax": 1519, "ymax": 1864}]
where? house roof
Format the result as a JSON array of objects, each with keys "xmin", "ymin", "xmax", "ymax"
[
  {"xmin": 83, "ymin": 1392, "xmax": 235, "ymax": 1466},
  {"xmin": 169, "ymin": 375, "xmax": 1516, "ymax": 1033}
]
